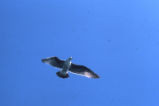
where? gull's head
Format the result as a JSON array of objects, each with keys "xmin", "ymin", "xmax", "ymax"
[{"xmin": 69, "ymin": 56, "xmax": 72, "ymax": 60}]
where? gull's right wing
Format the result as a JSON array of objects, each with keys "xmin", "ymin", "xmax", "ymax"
[{"xmin": 42, "ymin": 56, "xmax": 65, "ymax": 68}]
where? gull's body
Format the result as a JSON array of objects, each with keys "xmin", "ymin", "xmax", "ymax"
[
  {"xmin": 57, "ymin": 57, "xmax": 72, "ymax": 78},
  {"xmin": 42, "ymin": 56, "xmax": 99, "ymax": 79}
]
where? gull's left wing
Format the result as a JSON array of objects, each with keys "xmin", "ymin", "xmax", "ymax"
[{"xmin": 69, "ymin": 63, "xmax": 99, "ymax": 78}]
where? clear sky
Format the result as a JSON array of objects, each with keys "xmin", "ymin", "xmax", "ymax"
[{"xmin": 1, "ymin": 0, "xmax": 159, "ymax": 106}]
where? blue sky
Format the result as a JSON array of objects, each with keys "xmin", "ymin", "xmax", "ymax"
[{"xmin": 1, "ymin": 0, "xmax": 159, "ymax": 106}]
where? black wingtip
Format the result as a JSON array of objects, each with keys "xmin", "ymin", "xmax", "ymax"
[
  {"xmin": 41, "ymin": 59, "xmax": 46, "ymax": 63},
  {"xmin": 92, "ymin": 74, "xmax": 100, "ymax": 79}
]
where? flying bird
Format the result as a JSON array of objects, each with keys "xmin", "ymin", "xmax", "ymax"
[{"xmin": 41, "ymin": 56, "xmax": 99, "ymax": 79}]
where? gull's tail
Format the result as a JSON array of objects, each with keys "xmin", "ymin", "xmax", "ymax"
[{"xmin": 56, "ymin": 71, "xmax": 69, "ymax": 79}]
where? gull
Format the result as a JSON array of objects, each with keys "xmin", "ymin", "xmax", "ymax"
[{"xmin": 41, "ymin": 56, "xmax": 99, "ymax": 79}]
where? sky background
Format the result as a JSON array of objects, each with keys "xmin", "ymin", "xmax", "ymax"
[{"xmin": 1, "ymin": 0, "xmax": 159, "ymax": 106}]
